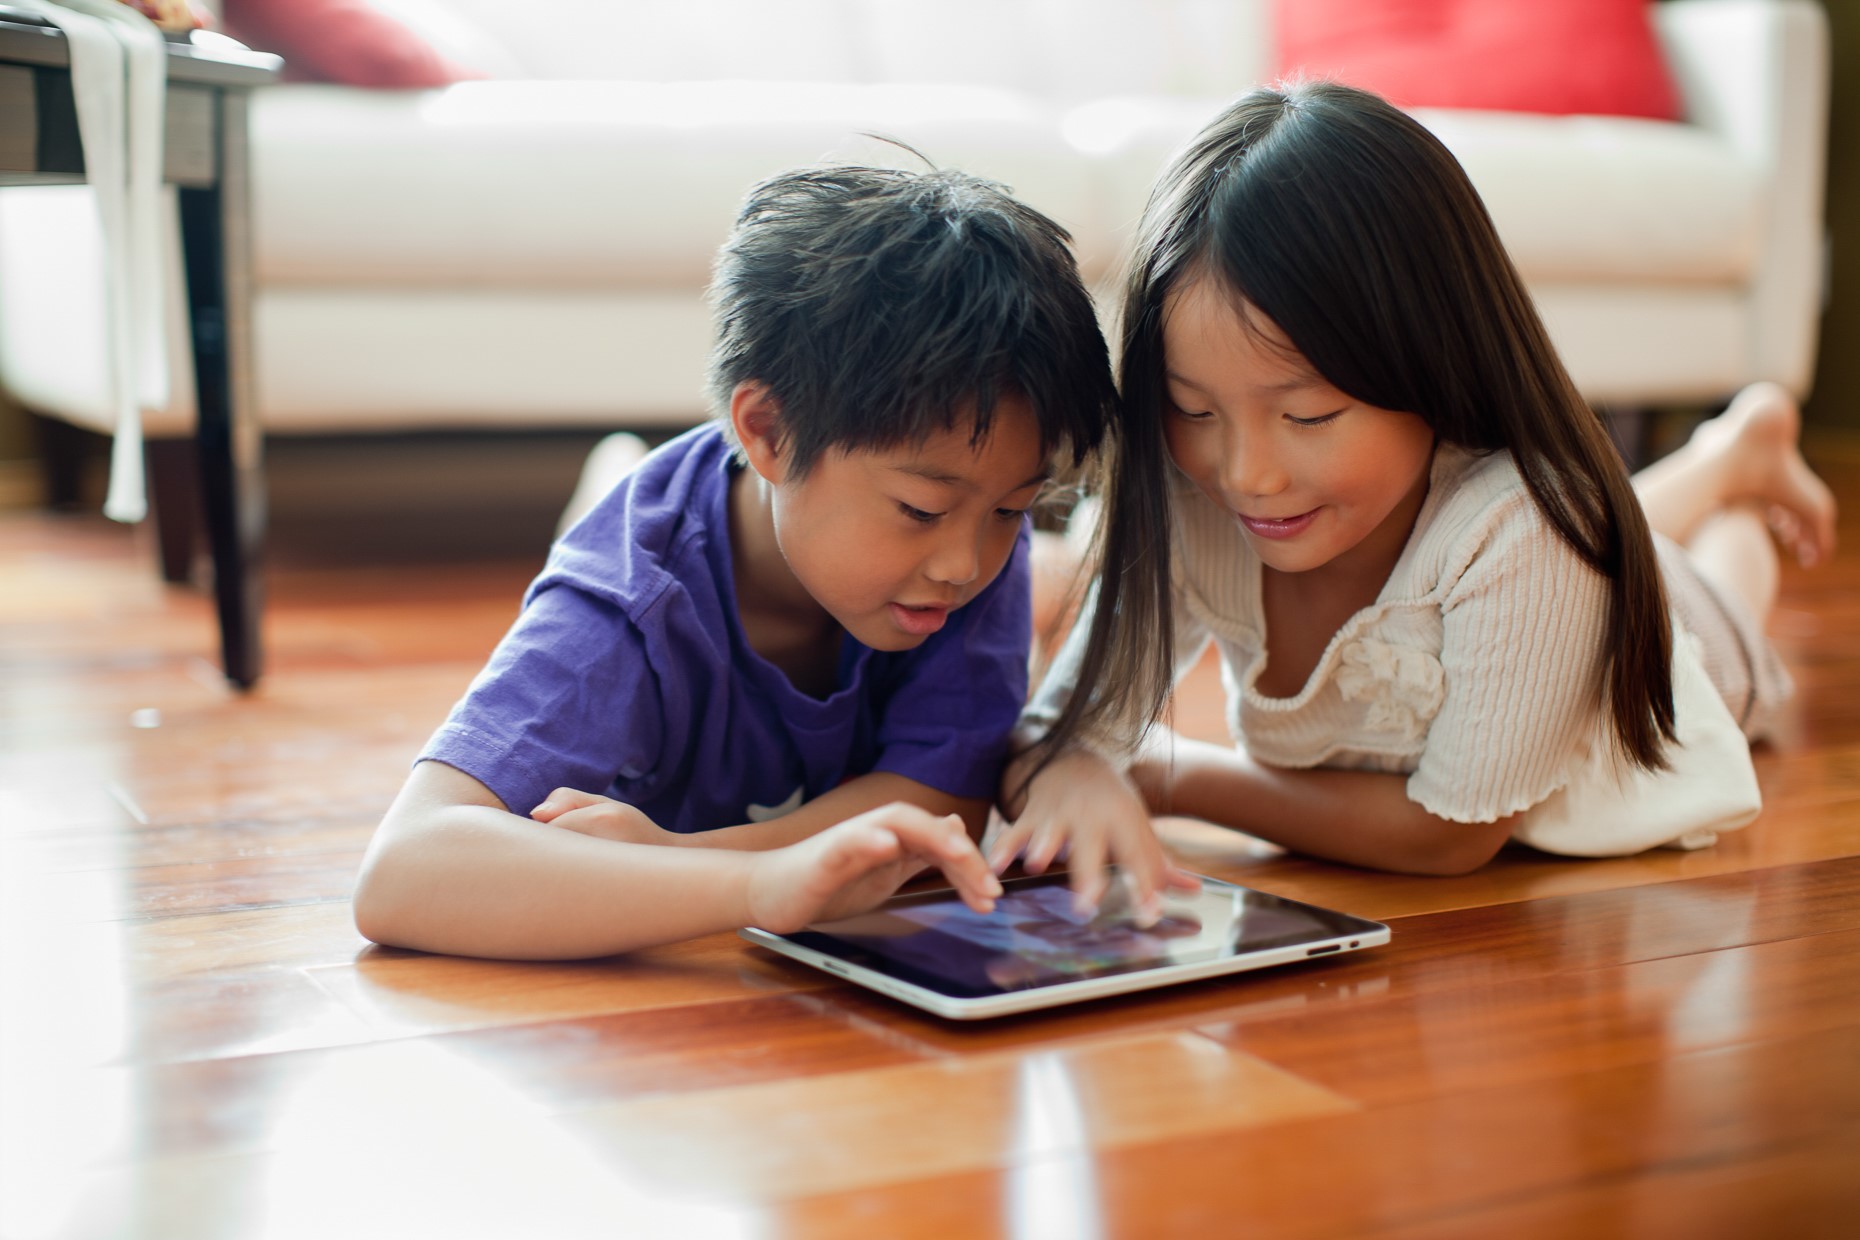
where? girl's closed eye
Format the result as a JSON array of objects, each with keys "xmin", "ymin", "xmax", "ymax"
[{"xmin": 1287, "ymin": 410, "xmax": 1345, "ymax": 427}]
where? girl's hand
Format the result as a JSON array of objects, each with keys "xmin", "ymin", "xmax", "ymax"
[
  {"xmin": 990, "ymin": 747, "xmax": 1198, "ymax": 921},
  {"xmin": 745, "ymin": 804, "xmax": 1003, "ymax": 934},
  {"xmin": 530, "ymin": 787, "xmax": 676, "ymax": 846}
]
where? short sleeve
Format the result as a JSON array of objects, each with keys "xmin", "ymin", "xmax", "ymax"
[
  {"xmin": 1406, "ymin": 505, "xmax": 1610, "ymax": 823},
  {"xmin": 870, "ymin": 526, "xmax": 1033, "ymax": 797},
  {"xmin": 420, "ymin": 584, "xmax": 665, "ymax": 816}
]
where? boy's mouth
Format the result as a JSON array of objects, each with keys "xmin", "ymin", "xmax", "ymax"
[{"xmin": 889, "ymin": 602, "xmax": 951, "ymax": 636}]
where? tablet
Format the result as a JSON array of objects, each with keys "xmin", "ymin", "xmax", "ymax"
[{"xmin": 740, "ymin": 870, "xmax": 1390, "ymax": 1020}]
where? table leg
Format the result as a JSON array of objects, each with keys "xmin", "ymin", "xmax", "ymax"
[{"xmin": 178, "ymin": 90, "xmax": 263, "ymax": 689}]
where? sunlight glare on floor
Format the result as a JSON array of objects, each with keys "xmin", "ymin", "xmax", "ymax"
[
  {"xmin": 1006, "ymin": 1052, "xmax": 1105, "ymax": 1240},
  {"xmin": 254, "ymin": 1041, "xmax": 760, "ymax": 1240}
]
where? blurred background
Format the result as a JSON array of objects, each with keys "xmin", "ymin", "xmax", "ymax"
[{"xmin": 1, "ymin": 0, "xmax": 1850, "ymax": 562}]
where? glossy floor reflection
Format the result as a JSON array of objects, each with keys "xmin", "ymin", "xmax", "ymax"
[{"xmin": 3, "ymin": 443, "xmax": 1858, "ymax": 1237}]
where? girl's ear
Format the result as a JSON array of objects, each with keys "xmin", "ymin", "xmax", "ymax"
[{"xmin": 730, "ymin": 381, "xmax": 789, "ymax": 485}]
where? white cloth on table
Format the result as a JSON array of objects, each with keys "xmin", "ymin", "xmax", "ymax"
[{"xmin": 13, "ymin": 0, "xmax": 168, "ymax": 523}]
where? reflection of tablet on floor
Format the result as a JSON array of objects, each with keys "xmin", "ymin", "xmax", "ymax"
[{"xmin": 740, "ymin": 871, "xmax": 1390, "ymax": 1020}]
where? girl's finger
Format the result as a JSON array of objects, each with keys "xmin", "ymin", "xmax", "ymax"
[
  {"xmin": 1069, "ymin": 833, "xmax": 1109, "ymax": 916},
  {"xmin": 986, "ymin": 821, "xmax": 1034, "ymax": 873},
  {"xmin": 1163, "ymin": 860, "xmax": 1203, "ymax": 891},
  {"xmin": 1023, "ymin": 821, "xmax": 1068, "ymax": 874}
]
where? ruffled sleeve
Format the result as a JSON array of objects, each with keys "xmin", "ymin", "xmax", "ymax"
[
  {"xmin": 1404, "ymin": 490, "xmax": 1611, "ymax": 823},
  {"xmin": 1335, "ymin": 637, "xmax": 1447, "ymax": 742}
]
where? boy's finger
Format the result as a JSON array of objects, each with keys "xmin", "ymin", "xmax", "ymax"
[
  {"xmin": 927, "ymin": 842, "xmax": 1002, "ymax": 913},
  {"xmin": 939, "ymin": 828, "xmax": 1003, "ymax": 899},
  {"xmin": 949, "ymin": 869, "xmax": 1001, "ymax": 914},
  {"xmin": 826, "ymin": 823, "xmax": 899, "ymax": 878},
  {"xmin": 541, "ymin": 805, "xmax": 610, "ymax": 837},
  {"xmin": 530, "ymin": 787, "xmax": 606, "ymax": 821},
  {"xmin": 938, "ymin": 813, "xmax": 979, "ymax": 859},
  {"xmin": 889, "ymin": 814, "xmax": 1002, "ymax": 903}
]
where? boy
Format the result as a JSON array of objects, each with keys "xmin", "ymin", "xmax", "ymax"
[{"xmin": 352, "ymin": 164, "xmax": 1118, "ymax": 959}]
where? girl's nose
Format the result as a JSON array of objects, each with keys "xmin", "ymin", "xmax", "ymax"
[{"xmin": 1221, "ymin": 424, "xmax": 1288, "ymax": 501}]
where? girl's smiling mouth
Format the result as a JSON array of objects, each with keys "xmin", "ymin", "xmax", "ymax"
[{"xmin": 1238, "ymin": 508, "xmax": 1320, "ymax": 539}]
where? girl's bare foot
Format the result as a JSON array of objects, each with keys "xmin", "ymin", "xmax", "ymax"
[
  {"xmin": 1693, "ymin": 383, "xmax": 1838, "ymax": 567},
  {"xmin": 558, "ymin": 431, "xmax": 651, "ymax": 537}
]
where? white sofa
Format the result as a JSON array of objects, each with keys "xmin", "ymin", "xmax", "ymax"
[{"xmin": 0, "ymin": 0, "xmax": 1831, "ymax": 448}]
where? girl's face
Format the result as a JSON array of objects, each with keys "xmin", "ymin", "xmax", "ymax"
[{"xmin": 1160, "ymin": 281, "xmax": 1437, "ymax": 581}]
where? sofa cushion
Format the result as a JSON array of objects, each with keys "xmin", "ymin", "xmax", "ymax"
[
  {"xmin": 248, "ymin": 81, "xmax": 1111, "ymax": 288},
  {"xmin": 1414, "ymin": 109, "xmax": 1760, "ymax": 283},
  {"xmin": 221, "ymin": 0, "xmax": 482, "ymax": 88},
  {"xmin": 1273, "ymin": 0, "xmax": 1681, "ymax": 120},
  {"xmin": 1070, "ymin": 97, "xmax": 1762, "ymax": 286}
]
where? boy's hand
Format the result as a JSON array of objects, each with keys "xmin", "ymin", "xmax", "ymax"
[
  {"xmin": 745, "ymin": 804, "xmax": 1003, "ymax": 934},
  {"xmin": 530, "ymin": 788, "xmax": 675, "ymax": 846},
  {"xmin": 990, "ymin": 747, "xmax": 1197, "ymax": 922}
]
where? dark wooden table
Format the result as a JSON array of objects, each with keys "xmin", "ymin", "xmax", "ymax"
[{"xmin": 0, "ymin": 7, "xmax": 279, "ymax": 687}]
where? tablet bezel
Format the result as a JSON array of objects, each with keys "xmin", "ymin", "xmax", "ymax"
[{"xmin": 740, "ymin": 871, "xmax": 1390, "ymax": 1020}]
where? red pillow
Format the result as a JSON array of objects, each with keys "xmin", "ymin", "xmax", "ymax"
[
  {"xmin": 220, "ymin": 0, "xmax": 481, "ymax": 89},
  {"xmin": 1273, "ymin": 0, "xmax": 1681, "ymax": 121}
]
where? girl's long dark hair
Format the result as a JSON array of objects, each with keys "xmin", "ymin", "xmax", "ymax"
[{"xmin": 1032, "ymin": 81, "xmax": 1674, "ymax": 778}]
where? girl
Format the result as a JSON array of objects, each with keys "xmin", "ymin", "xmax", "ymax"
[{"xmin": 996, "ymin": 81, "xmax": 1837, "ymax": 917}]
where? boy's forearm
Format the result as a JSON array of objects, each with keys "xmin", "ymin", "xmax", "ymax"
[
  {"xmin": 1152, "ymin": 739, "xmax": 1512, "ymax": 876},
  {"xmin": 353, "ymin": 805, "xmax": 760, "ymax": 959},
  {"xmin": 679, "ymin": 772, "xmax": 989, "ymax": 851}
]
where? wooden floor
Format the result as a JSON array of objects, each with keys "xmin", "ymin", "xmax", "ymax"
[{"xmin": 3, "ymin": 445, "xmax": 1859, "ymax": 1240}]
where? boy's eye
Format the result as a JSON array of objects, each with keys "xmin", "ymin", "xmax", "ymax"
[
  {"xmin": 994, "ymin": 507, "xmax": 1029, "ymax": 522},
  {"xmin": 1287, "ymin": 410, "xmax": 1344, "ymax": 427},
  {"xmin": 898, "ymin": 503, "xmax": 941, "ymax": 524}
]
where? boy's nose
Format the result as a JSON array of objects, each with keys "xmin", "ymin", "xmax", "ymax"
[{"xmin": 926, "ymin": 530, "xmax": 983, "ymax": 587}]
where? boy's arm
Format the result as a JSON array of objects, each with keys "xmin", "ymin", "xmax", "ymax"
[
  {"xmin": 536, "ymin": 771, "xmax": 990, "ymax": 852},
  {"xmin": 353, "ymin": 761, "xmax": 996, "ymax": 959},
  {"xmin": 354, "ymin": 760, "xmax": 764, "ymax": 958},
  {"xmin": 688, "ymin": 773, "xmax": 990, "ymax": 849}
]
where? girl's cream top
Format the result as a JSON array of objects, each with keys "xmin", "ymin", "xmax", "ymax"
[{"xmin": 1029, "ymin": 444, "xmax": 1612, "ymax": 825}]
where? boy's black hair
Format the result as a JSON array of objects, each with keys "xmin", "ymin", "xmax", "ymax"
[{"xmin": 706, "ymin": 162, "xmax": 1116, "ymax": 477}]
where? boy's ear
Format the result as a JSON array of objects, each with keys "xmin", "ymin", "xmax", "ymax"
[{"xmin": 730, "ymin": 381, "xmax": 788, "ymax": 484}]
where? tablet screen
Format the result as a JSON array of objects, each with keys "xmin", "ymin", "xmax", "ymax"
[{"xmin": 785, "ymin": 872, "xmax": 1379, "ymax": 999}]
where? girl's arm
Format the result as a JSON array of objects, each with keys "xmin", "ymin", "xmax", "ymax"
[
  {"xmin": 352, "ymin": 761, "xmax": 1000, "ymax": 960},
  {"xmin": 1138, "ymin": 735, "xmax": 1518, "ymax": 876}
]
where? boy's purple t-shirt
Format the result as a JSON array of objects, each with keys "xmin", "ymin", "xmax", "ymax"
[{"xmin": 420, "ymin": 423, "xmax": 1032, "ymax": 833}]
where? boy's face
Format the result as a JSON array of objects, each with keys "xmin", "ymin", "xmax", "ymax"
[{"xmin": 756, "ymin": 393, "xmax": 1050, "ymax": 652}]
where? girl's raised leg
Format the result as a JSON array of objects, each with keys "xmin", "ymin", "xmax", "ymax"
[
  {"xmin": 1631, "ymin": 382, "xmax": 1837, "ymax": 566},
  {"xmin": 1684, "ymin": 504, "xmax": 1782, "ymax": 628},
  {"xmin": 557, "ymin": 431, "xmax": 651, "ymax": 536}
]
